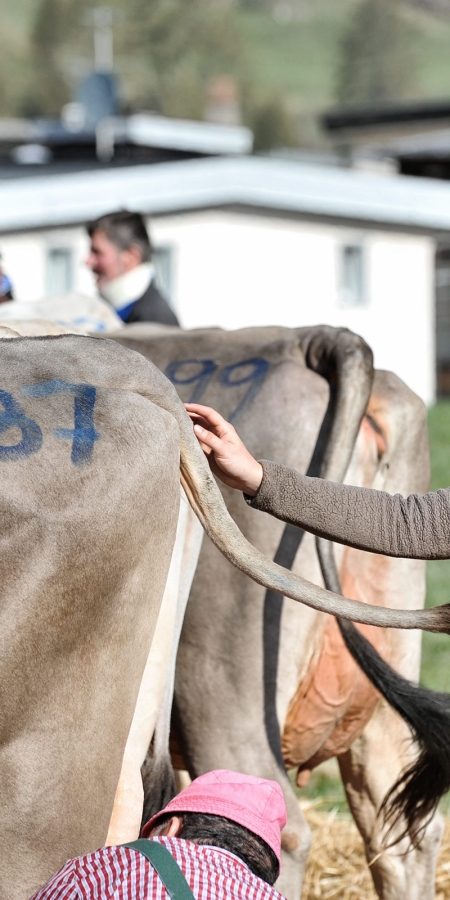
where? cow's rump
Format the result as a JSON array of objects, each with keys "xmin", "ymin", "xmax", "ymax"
[{"xmin": 0, "ymin": 335, "xmax": 180, "ymax": 898}]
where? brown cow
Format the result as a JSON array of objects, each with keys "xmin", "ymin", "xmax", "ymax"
[
  {"xmin": 5, "ymin": 329, "xmax": 443, "ymax": 899},
  {"xmin": 109, "ymin": 323, "xmax": 448, "ymax": 900}
]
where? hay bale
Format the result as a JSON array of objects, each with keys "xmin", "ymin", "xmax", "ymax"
[
  {"xmin": 301, "ymin": 803, "xmax": 450, "ymax": 899},
  {"xmin": 436, "ymin": 819, "xmax": 450, "ymax": 900}
]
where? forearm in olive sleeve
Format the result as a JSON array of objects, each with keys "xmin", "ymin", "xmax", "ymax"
[{"xmin": 245, "ymin": 459, "xmax": 450, "ymax": 560}]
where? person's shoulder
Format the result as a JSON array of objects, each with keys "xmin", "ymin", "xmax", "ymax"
[
  {"xmin": 29, "ymin": 858, "xmax": 77, "ymax": 899},
  {"xmin": 33, "ymin": 845, "xmax": 153, "ymax": 898},
  {"xmin": 140, "ymin": 281, "xmax": 166, "ymax": 308},
  {"xmin": 158, "ymin": 837, "xmax": 287, "ymax": 900},
  {"xmin": 130, "ymin": 282, "xmax": 179, "ymax": 326},
  {"xmin": 76, "ymin": 844, "xmax": 150, "ymax": 873}
]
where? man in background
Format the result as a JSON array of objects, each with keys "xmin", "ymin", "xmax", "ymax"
[{"xmin": 86, "ymin": 210, "xmax": 179, "ymax": 326}]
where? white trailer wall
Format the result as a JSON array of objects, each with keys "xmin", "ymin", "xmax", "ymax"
[
  {"xmin": 0, "ymin": 208, "xmax": 435, "ymax": 404},
  {"xmin": 152, "ymin": 211, "xmax": 435, "ymax": 405}
]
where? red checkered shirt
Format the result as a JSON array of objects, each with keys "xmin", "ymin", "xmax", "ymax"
[{"xmin": 30, "ymin": 836, "xmax": 286, "ymax": 900}]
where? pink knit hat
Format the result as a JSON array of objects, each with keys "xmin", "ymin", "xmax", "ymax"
[{"xmin": 141, "ymin": 769, "xmax": 287, "ymax": 865}]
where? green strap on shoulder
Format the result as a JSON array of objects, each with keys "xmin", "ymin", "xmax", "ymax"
[{"xmin": 123, "ymin": 840, "xmax": 196, "ymax": 900}]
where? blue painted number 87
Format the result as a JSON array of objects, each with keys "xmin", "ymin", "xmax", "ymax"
[{"xmin": 0, "ymin": 380, "xmax": 100, "ymax": 466}]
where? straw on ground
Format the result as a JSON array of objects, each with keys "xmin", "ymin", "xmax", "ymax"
[{"xmin": 301, "ymin": 803, "xmax": 450, "ymax": 900}]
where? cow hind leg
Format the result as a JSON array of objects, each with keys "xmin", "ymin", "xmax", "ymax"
[
  {"xmin": 338, "ymin": 700, "xmax": 444, "ymax": 900},
  {"xmin": 276, "ymin": 771, "xmax": 312, "ymax": 900},
  {"xmin": 337, "ymin": 617, "xmax": 450, "ymax": 843}
]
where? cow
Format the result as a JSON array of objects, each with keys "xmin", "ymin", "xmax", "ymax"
[
  {"xmin": 109, "ymin": 323, "xmax": 450, "ymax": 900},
  {"xmin": 4, "ymin": 331, "xmax": 443, "ymax": 899}
]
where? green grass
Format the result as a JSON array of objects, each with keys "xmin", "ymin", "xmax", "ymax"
[
  {"xmin": 289, "ymin": 761, "xmax": 350, "ymax": 816},
  {"xmin": 234, "ymin": 0, "xmax": 450, "ymax": 145},
  {"xmin": 403, "ymin": 3, "xmax": 450, "ymax": 100},
  {"xmin": 422, "ymin": 402, "xmax": 450, "ymax": 692},
  {"xmin": 422, "ymin": 561, "xmax": 450, "ymax": 691},
  {"xmin": 0, "ymin": 0, "xmax": 35, "ymax": 46},
  {"xmin": 427, "ymin": 401, "xmax": 450, "ymax": 491},
  {"xmin": 236, "ymin": 1, "xmax": 357, "ymax": 109}
]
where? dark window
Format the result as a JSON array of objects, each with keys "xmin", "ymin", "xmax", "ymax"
[
  {"xmin": 435, "ymin": 247, "xmax": 450, "ymax": 396},
  {"xmin": 46, "ymin": 248, "xmax": 73, "ymax": 296},
  {"xmin": 339, "ymin": 244, "xmax": 366, "ymax": 307},
  {"xmin": 153, "ymin": 245, "xmax": 174, "ymax": 302}
]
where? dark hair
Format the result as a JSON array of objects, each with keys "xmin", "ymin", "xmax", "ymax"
[
  {"xmin": 87, "ymin": 210, "xmax": 152, "ymax": 263},
  {"xmin": 149, "ymin": 811, "xmax": 279, "ymax": 885}
]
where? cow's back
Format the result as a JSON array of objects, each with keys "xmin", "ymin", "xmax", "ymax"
[
  {"xmin": 110, "ymin": 325, "xmax": 436, "ymax": 900},
  {"xmin": 0, "ymin": 336, "xmax": 181, "ymax": 898},
  {"xmin": 110, "ymin": 326, "xmax": 332, "ymax": 768},
  {"xmin": 109, "ymin": 326, "xmax": 428, "ymax": 773}
]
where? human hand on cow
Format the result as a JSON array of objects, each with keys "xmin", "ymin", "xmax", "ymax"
[{"xmin": 185, "ymin": 403, "xmax": 263, "ymax": 496}]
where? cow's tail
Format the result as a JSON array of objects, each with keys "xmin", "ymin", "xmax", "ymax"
[
  {"xmin": 317, "ymin": 540, "xmax": 450, "ymax": 848},
  {"xmin": 337, "ymin": 616, "xmax": 450, "ymax": 847},
  {"xmin": 140, "ymin": 679, "xmax": 177, "ymax": 829},
  {"xmin": 141, "ymin": 325, "xmax": 450, "ymax": 632},
  {"xmin": 140, "ymin": 744, "xmax": 176, "ymax": 829},
  {"xmin": 299, "ymin": 326, "xmax": 449, "ymax": 846}
]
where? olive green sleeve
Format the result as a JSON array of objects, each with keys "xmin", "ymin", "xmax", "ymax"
[{"xmin": 245, "ymin": 459, "xmax": 450, "ymax": 560}]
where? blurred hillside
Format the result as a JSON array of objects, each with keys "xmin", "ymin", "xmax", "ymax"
[{"xmin": 3, "ymin": 0, "xmax": 450, "ymax": 148}]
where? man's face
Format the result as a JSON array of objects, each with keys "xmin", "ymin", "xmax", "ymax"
[{"xmin": 86, "ymin": 229, "xmax": 139, "ymax": 289}]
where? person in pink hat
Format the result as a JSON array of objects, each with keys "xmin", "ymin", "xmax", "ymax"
[{"xmin": 30, "ymin": 770, "xmax": 288, "ymax": 900}]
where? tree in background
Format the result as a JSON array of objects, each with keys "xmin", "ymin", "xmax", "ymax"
[
  {"xmin": 124, "ymin": 0, "xmax": 248, "ymax": 119},
  {"xmin": 251, "ymin": 93, "xmax": 298, "ymax": 151},
  {"xmin": 22, "ymin": 0, "xmax": 249, "ymax": 121},
  {"xmin": 23, "ymin": 0, "xmax": 72, "ymax": 115},
  {"xmin": 19, "ymin": 0, "xmax": 298, "ymax": 149},
  {"xmin": 337, "ymin": 0, "xmax": 418, "ymax": 106},
  {"xmin": 407, "ymin": 0, "xmax": 450, "ymax": 11}
]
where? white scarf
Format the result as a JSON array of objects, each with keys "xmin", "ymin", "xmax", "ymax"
[{"xmin": 100, "ymin": 263, "xmax": 155, "ymax": 311}]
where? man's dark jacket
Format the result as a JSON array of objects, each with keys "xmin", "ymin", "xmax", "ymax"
[{"xmin": 124, "ymin": 280, "xmax": 179, "ymax": 326}]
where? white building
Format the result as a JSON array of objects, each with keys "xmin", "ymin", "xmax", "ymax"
[{"xmin": 2, "ymin": 156, "xmax": 450, "ymax": 404}]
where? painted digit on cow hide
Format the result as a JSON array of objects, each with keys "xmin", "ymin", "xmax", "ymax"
[
  {"xmin": 21, "ymin": 380, "xmax": 100, "ymax": 466},
  {"xmin": 165, "ymin": 359, "xmax": 218, "ymax": 404},
  {"xmin": 220, "ymin": 358, "xmax": 270, "ymax": 423},
  {"xmin": 0, "ymin": 390, "xmax": 42, "ymax": 460}
]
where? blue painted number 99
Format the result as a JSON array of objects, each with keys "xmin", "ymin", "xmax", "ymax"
[{"xmin": 165, "ymin": 356, "xmax": 270, "ymax": 422}]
